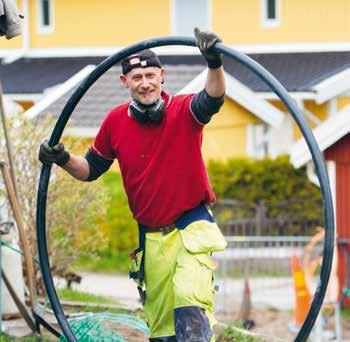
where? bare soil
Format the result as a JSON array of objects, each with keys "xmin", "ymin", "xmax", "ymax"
[
  {"xmin": 105, "ymin": 322, "xmax": 149, "ymax": 341},
  {"xmin": 216, "ymin": 306, "xmax": 350, "ymax": 342},
  {"xmin": 95, "ymin": 307, "xmax": 350, "ymax": 341}
]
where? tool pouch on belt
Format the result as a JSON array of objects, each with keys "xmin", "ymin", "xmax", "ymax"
[
  {"xmin": 175, "ymin": 204, "xmax": 227, "ymax": 254},
  {"xmin": 129, "ymin": 228, "xmax": 146, "ymax": 304}
]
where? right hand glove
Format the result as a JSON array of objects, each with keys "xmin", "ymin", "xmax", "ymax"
[
  {"xmin": 194, "ymin": 27, "xmax": 222, "ymax": 69},
  {"xmin": 39, "ymin": 140, "xmax": 70, "ymax": 166}
]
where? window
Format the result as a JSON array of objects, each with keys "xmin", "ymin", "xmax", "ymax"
[
  {"xmin": 262, "ymin": 0, "xmax": 280, "ymax": 28},
  {"xmin": 37, "ymin": 0, "xmax": 54, "ymax": 34},
  {"xmin": 172, "ymin": 0, "xmax": 211, "ymax": 36}
]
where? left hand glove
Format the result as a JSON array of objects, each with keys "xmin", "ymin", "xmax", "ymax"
[
  {"xmin": 194, "ymin": 27, "xmax": 222, "ymax": 69},
  {"xmin": 39, "ymin": 140, "xmax": 70, "ymax": 166}
]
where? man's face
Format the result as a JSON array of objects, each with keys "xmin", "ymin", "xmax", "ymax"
[{"xmin": 120, "ymin": 67, "xmax": 164, "ymax": 105}]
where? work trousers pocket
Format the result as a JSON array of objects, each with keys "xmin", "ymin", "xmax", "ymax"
[
  {"xmin": 129, "ymin": 247, "xmax": 145, "ymax": 288},
  {"xmin": 179, "ymin": 219, "xmax": 227, "ymax": 254},
  {"xmin": 174, "ymin": 242, "xmax": 218, "ymax": 310}
]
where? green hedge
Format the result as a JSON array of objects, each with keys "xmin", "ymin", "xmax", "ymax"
[
  {"xmin": 77, "ymin": 172, "xmax": 137, "ymax": 273},
  {"xmin": 207, "ymin": 155, "xmax": 323, "ymax": 220}
]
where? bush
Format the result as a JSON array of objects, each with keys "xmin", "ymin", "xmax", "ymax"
[
  {"xmin": 207, "ymin": 155, "xmax": 323, "ymax": 221},
  {"xmin": 78, "ymin": 171, "xmax": 138, "ymax": 273},
  {"xmin": 0, "ymin": 112, "xmax": 110, "ymax": 291}
]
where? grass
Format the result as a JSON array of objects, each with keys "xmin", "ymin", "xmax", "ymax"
[
  {"xmin": 341, "ymin": 307, "xmax": 350, "ymax": 319},
  {"xmin": 76, "ymin": 250, "xmax": 131, "ymax": 274},
  {"xmin": 217, "ymin": 324, "xmax": 265, "ymax": 342},
  {"xmin": 57, "ymin": 287, "xmax": 120, "ymax": 305}
]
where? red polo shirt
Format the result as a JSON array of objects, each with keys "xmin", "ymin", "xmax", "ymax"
[{"xmin": 91, "ymin": 92, "xmax": 215, "ymax": 227}]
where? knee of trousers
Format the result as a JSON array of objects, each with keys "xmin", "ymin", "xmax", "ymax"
[{"xmin": 174, "ymin": 306, "xmax": 212, "ymax": 342}]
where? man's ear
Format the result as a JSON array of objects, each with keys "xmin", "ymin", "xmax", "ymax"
[
  {"xmin": 160, "ymin": 68, "xmax": 165, "ymax": 84},
  {"xmin": 120, "ymin": 74, "xmax": 129, "ymax": 88}
]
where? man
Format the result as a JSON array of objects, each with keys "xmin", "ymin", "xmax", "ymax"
[{"xmin": 39, "ymin": 28, "xmax": 227, "ymax": 341}]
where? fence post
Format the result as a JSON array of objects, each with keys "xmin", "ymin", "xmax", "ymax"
[{"xmin": 255, "ymin": 201, "xmax": 267, "ymax": 235}]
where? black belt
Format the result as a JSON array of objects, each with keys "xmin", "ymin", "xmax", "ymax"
[
  {"xmin": 138, "ymin": 203, "xmax": 213, "ymax": 237},
  {"xmin": 141, "ymin": 223, "xmax": 177, "ymax": 235}
]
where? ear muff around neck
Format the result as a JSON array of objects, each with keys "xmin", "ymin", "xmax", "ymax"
[{"xmin": 130, "ymin": 98, "xmax": 165, "ymax": 124}]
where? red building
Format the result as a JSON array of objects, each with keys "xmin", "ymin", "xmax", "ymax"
[
  {"xmin": 291, "ymin": 105, "xmax": 350, "ymax": 307},
  {"xmin": 325, "ymin": 134, "xmax": 350, "ymax": 306}
]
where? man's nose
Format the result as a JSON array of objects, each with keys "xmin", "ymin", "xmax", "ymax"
[{"xmin": 140, "ymin": 77, "xmax": 150, "ymax": 88}]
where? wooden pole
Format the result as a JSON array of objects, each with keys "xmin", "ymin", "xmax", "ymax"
[
  {"xmin": 1, "ymin": 270, "xmax": 36, "ymax": 332},
  {"xmin": 0, "ymin": 161, "xmax": 35, "ymax": 308}
]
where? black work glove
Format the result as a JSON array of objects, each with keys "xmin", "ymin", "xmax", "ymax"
[
  {"xmin": 194, "ymin": 27, "xmax": 222, "ymax": 69},
  {"xmin": 39, "ymin": 140, "xmax": 70, "ymax": 166}
]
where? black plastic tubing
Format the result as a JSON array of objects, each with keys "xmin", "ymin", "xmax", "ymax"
[{"xmin": 36, "ymin": 37, "xmax": 334, "ymax": 342}]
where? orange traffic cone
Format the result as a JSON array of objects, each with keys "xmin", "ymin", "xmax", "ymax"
[
  {"xmin": 291, "ymin": 254, "xmax": 311, "ymax": 327},
  {"xmin": 238, "ymin": 277, "xmax": 255, "ymax": 329}
]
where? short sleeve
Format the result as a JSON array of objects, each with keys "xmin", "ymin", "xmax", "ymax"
[
  {"xmin": 91, "ymin": 115, "xmax": 116, "ymax": 160},
  {"xmin": 183, "ymin": 93, "xmax": 205, "ymax": 127}
]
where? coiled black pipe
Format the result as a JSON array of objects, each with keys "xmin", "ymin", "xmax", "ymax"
[{"xmin": 36, "ymin": 37, "xmax": 334, "ymax": 342}]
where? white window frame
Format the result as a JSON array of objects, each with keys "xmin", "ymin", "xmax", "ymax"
[
  {"xmin": 37, "ymin": 0, "xmax": 54, "ymax": 34},
  {"xmin": 261, "ymin": 0, "xmax": 280, "ymax": 28},
  {"xmin": 171, "ymin": 0, "xmax": 211, "ymax": 36}
]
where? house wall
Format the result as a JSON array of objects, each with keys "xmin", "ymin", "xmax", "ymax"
[
  {"xmin": 17, "ymin": 100, "xmax": 34, "ymax": 110},
  {"xmin": 0, "ymin": 35, "xmax": 22, "ymax": 48},
  {"xmin": 338, "ymin": 96, "xmax": 350, "ymax": 112},
  {"xmin": 2, "ymin": 0, "xmax": 350, "ymax": 50},
  {"xmin": 202, "ymin": 98, "xmax": 259, "ymax": 161},
  {"xmin": 214, "ymin": 0, "xmax": 350, "ymax": 44},
  {"xmin": 29, "ymin": 0, "xmax": 170, "ymax": 48}
]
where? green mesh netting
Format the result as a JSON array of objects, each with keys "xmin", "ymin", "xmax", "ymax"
[
  {"xmin": 59, "ymin": 313, "xmax": 150, "ymax": 341},
  {"xmin": 0, "ymin": 238, "xmax": 149, "ymax": 341}
]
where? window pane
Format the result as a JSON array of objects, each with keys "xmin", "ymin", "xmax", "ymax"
[
  {"xmin": 267, "ymin": 0, "xmax": 276, "ymax": 19},
  {"xmin": 42, "ymin": 0, "xmax": 50, "ymax": 26},
  {"xmin": 174, "ymin": 0, "xmax": 209, "ymax": 36}
]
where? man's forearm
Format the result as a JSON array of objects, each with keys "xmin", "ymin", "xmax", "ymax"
[
  {"xmin": 62, "ymin": 155, "xmax": 90, "ymax": 181},
  {"xmin": 205, "ymin": 66, "xmax": 226, "ymax": 98}
]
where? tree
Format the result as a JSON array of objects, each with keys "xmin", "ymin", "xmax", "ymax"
[{"xmin": 0, "ymin": 111, "xmax": 110, "ymax": 293}]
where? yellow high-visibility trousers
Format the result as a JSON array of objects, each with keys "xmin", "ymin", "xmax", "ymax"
[{"xmin": 143, "ymin": 218, "xmax": 227, "ymax": 339}]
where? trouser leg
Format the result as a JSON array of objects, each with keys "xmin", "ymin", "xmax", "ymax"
[
  {"xmin": 174, "ymin": 306, "xmax": 212, "ymax": 342},
  {"xmin": 143, "ymin": 230, "xmax": 181, "ymax": 339},
  {"xmin": 173, "ymin": 238, "xmax": 216, "ymax": 341}
]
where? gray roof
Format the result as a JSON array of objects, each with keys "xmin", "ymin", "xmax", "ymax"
[
  {"xmin": 2, "ymin": 51, "xmax": 350, "ymax": 94},
  {"xmin": 2, "ymin": 51, "xmax": 350, "ymax": 130},
  {"xmin": 222, "ymin": 51, "xmax": 350, "ymax": 92},
  {"xmin": 40, "ymin": 65, "xmax": 205, "ymax": 129},
  {"xmin": 0, "ymin": 56, "xmax": 106, "ymax": 94}
]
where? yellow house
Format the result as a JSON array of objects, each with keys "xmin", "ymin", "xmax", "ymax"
[{"xmin": 1, "ymin": 0, "xmax": 350, "ymax": 161}]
